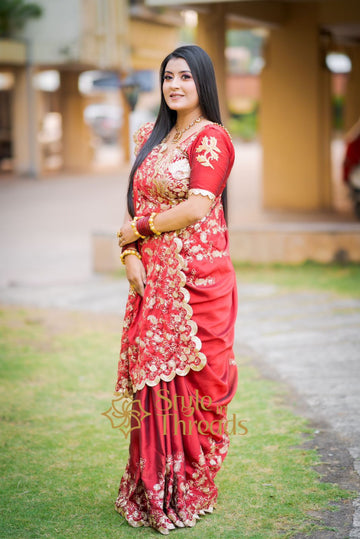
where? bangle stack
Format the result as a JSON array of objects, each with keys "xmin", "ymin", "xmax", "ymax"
[
  {"xmin": 120, "ymin": 249, "xmax": 142, "ymax": 265},
  {"xmin": 136, "ymin": 215, "xmax": 152, "ymax": 237},
  {"xmin": 131, "ymin": 212, "xmax": 162, "ymax": 238},
  {"xmin": 118, "ymin": 213, "xmax": 160, "ymax": 265},
  {"xmin": 130, "ymin": 217, "xmax": 146, "ymax": 239},
  {"xmin": 121, "ymin": 241, "xmax": 137, "ymax": 252}
]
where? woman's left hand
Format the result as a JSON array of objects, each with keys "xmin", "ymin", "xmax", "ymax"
[{"xmin": 117, "ymin": 220, "xmax": 138, "ymax": 248}]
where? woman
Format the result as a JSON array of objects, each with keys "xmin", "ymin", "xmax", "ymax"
[{"xmin": 115, "ymin": 45, "xmax": 238, "ymax": 535}]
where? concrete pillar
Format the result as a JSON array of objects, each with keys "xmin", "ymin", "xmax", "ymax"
[
  {"xmin": 12, "ymin": 66, "xmax": 42, "ymax": 177},
  {"xmin": 344, "ymin": 45, "xmax": 360, "ymax": 133},
  {"xmin": 59, "ymin": 71, "xmax": 93, "ymax": 171},
  {"xmin": 319, "ymin": 59, "xmax": 333, "ymax": 208},
  {"xmin": 261, "ymin": 3, "xmax": 332, "ymax": 210},
  {"xmin": 120, "ymin": 90, "xmax": 131, "ymax": 163},
  {"xmin": 197, "ymin": 4, "xmax": 228, "ymax": 124}
]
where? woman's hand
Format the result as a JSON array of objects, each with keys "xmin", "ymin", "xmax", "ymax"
[
  {"xmin": 124, "ymin": 254, "xmax": 146, "ymax": 297},
  {"xmin": 118, "ymin": 220, "xmax": 139, "ymax": 249}
]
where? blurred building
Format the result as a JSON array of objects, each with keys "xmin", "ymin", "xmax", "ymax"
[
  {"xmin": 0, "ymin": 0, "xmax": 181, "ymax": 175},
  {"xmin": 147, "ymin": 0, "xmax": 360, "ymax": 213}
]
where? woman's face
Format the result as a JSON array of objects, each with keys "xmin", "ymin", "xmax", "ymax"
[{"xmin": 162, "ymin": 57, "xmax": 201, "ymax": 116}]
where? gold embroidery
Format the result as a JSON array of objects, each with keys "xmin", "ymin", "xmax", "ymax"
[
  {"xmin": 133, "ymin": 122, "xmax": 154, "ymax": 156},
  {"xmin": 195, "ymin": 277, "xmax": 215, "ymax": 286},
  {"xmin": 115, "ymin": 448, "xmax": 225, "ymax": 530},
  {"xmin": 195, "ymin": 136, "xmax": 221, "ymax": 169}
]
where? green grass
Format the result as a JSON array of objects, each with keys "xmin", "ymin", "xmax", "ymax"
[
  {"xmin": 116, "ymin": 261, "xmax": 360, "ymax": 298},
  {"xmin": 233, "ymin": 260, "xmax": 360, "ymax": 298},
  {"xmin": 0, "ymin": 306, "xmax": 354, "ymax": 538}
]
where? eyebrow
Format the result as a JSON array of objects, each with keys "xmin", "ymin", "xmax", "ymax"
[{"xmin": 164, "ymin": 70, "xmax": 191, "ymax": 75}]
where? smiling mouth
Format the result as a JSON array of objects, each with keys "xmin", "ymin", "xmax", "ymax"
[{"xmin": 170, "ymin": 94, "xmax": 184, "ymax": 98}]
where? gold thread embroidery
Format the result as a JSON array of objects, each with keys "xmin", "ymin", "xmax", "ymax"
[
  {"xmin": 133, "ymin": 122, "xmax": 154, "ymax": 156},
  {"xmin": 195, "ymin": 136, "xmax": 221, "ymax": 169}
]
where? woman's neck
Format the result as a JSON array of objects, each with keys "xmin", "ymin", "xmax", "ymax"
[{"xmin": 175, "ymin": 109, "xmax": 203, "ymax": 131}]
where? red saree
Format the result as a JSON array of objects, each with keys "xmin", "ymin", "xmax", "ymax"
[{"xmin": 114, "ymin": 123, "xmax": 238, "ymax": 534}]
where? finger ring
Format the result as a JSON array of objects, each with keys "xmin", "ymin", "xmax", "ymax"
[{"xmin": 117, "ymin": 231, "xmax": 122, "ymax": 238}]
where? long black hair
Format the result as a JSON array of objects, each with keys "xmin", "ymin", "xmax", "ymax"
[{"xmin": 127, "ymin": 45, "xmax": 228, "ymax": 220}]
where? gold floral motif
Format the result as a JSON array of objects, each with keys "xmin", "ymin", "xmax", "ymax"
[
  {"xmin": 133, "ymin": 121, "xmax": 154, "ymax": 156},
  {"xmin": 115, "ymin": 446, "xmax": 226, "ymax": 531},
  {"xmin": 195, "ymin": 276, "xmax": 215, "ymax": 286},
  {"xmin": 195, "ymin": 136, "xmax": 221, "ymax": 169}
]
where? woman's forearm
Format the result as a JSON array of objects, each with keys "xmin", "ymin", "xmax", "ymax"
[
  {"xmin": 118, "ymin": 195, "xmax": 213, "ymax": 248},
  {"xmin": 152, "ymin": 194, "xmax": 213, "ymax": 233}
]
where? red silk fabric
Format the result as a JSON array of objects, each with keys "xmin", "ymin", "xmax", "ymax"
[
  {"xmin": 114, "ymin": 123, "xmax": 238, "ymax": 533},
  {"xmin": 115, "ymin": 364, "xmax": 238, "ymax": 533}
]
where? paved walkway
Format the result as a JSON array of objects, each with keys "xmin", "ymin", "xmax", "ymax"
[
  {"xmin": 1, "ymin": 162, "xmax": 360, "ymax": 537},
  {"xmin": 235, "ymin": 285, "xmax": 360, "ymax": 538}
]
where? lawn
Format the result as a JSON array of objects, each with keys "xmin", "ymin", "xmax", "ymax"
[
  {"xmin": 116, "ymin": 260, "xmax": 360, "ymax": 299},
  {"xmin": 0, "ymin": 304, "xmax": 353, "ymax": 538},
  {"xmin": 233, "ymin": 260, "xmax": 360, "ymax": 298}
]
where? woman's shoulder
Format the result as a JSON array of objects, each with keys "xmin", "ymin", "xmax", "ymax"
[
  {"xmin": 193, "ymin": 122, "xmax": 232, "ymax": 145},
  {"xmin": 133, "ymin": 121, "xmax": 155, "ymax": 154},
  {"xmin": 188, "ymin": 122, "xmax": 234, "ymax": 156}
]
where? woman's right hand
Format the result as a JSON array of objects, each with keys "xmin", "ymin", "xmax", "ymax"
[{"xmin": 125, "ymin": 254, "xmax": 146, "ymax": 297}]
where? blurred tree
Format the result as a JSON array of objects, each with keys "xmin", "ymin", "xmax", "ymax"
[
  {"xmin": 0, "ymin": 0, "xmax": 43, "ymax": 37},
  {"xmin": 227, "ymin": 30, "xmax": 263, "ymax": 59}
]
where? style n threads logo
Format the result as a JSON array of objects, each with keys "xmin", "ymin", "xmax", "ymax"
[{"xmin": 102, "ymin": 388, "xmax": 248, "ymax": 439}]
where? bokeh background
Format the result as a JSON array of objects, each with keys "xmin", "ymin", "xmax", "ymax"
[{"xmin": 1, "ymin": 0, "xmax": 360, "ymax": 277}]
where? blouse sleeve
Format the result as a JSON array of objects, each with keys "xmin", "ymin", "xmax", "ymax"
[
  {"xmin": 187, "ymin": 125, "xmax": 235, "ymax": 200},
  {"xmin": 133, "ymin": 122, "xmax": 154, "ymax": 156}
]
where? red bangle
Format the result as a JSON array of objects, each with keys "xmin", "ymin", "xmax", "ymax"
[
  {"xmin": 121, "ymin": 241, "xmax": 137, "ymax": 253},
  {"xmin": 136, "ymin": 215, "xmax": 152, "ymax": 237}
]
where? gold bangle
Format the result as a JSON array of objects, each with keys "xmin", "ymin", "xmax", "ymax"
[
  {"xmin": 149, "ymin": 212, "xmax": 161, "ymax": 236},
  {"xmin": 130, "ymin": 216, "xmax": 146, "ymax": 239},
  {"xmin": 120, "ymin": 249, "xmax": 142, "ymax": 265}
]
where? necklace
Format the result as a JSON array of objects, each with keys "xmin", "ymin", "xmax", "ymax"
[{"xmin": 172, "ymin": 115, "xmax": 203, "ymax": 143}]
